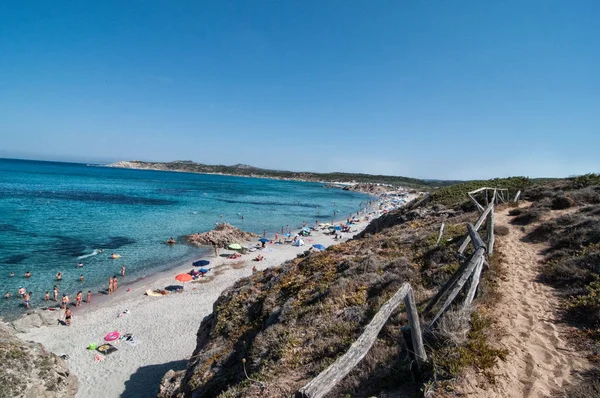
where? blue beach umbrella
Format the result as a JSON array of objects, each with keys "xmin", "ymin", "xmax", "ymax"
[
  {"xmin": 193, "ymin": 259, "xmax": 210, "ymax": 267},
  {"xmin": 259, "ymin": 238, "xmax": 270, "ymax": 243},
  {"xmin": 312, "ymin": 244, "xmax": 326, "ymax": 251},
  {"xmin": 284, "ymin": 233, "xmax": 293, "ymax": 237}
]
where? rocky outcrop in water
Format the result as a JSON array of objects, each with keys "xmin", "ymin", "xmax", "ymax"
[
  {"xmin": 187, "ymin": 223, "xmax": 259, "ymax": 248},
  {"xmin": 342, "ymin": 183, "xmax": 391, "ymax": 195},
  {"xmin": 0, "ymin": 323, "xmax": 78, "ymax": 397}
]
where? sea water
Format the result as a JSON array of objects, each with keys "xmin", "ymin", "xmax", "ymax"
[{"xmin": 0, "ymin": 158, "xmax": 370, "ymax": 318}]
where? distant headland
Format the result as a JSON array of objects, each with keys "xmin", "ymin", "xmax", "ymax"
[{"xmin": 107, "ymin": 160, "xmax": 462, "ymax": 190}]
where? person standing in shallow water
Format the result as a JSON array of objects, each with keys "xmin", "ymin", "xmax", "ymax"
[
  {"xmin": 76, "ymin": 291, "xmax": 82, "ymax": 307},
  {"xmin": 87, "ymin": 290, "xmax": 91, "ymax": 304},
  {"xmin": 24, "ymin": 292, "xmax": 31, "ymax": 309},
  {"xmin": 113, "ymin": 276, "xmax": 118, "ymax": 292},
  {"xmin": 108, "ymin": 277, "xmax": 113, "ymax": 295},
  {"xmin": 121, "ymin": 265, "xmax": 126, "ymax": 277},
  {"xmin": 53, "ymin": 285, "xmax": 59, "ymax": 301}
]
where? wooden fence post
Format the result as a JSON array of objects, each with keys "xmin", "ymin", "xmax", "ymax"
[
  {"xmin": 296, "ymin": 284, "xmax": 411, "ymax": 398},
  {"xmin": 467, "ymin": 192, "xmax": 484, "ymax": 211},
  {"xmin": 458, "ymin": 204, "xmax": 493, "ymax": 254},
  {"xmin": 462, "ymin": 255, "xmax": 484, "ymax": 310},
  {"xmin": 429, "ymin": 247, "xmax": 486, "ymax": 327},
  {"xmin": 513, "ymin": 190, "xmax": 521, "ymax": 203},
  {"xmin": 404, "ymin": 287, "xmax": 427, "ymax": 367},
  {"xmin": 436, "ymin": 222, "xmax": 445, "ymax": 246},
  {"xmin": 486, "ymin": 207, "xmax": 495, "ymax": 256}
]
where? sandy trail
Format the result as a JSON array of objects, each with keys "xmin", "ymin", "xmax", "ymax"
[{"xmin": 461, "ymin": 206, "xmax": 590, "ymax": 397}]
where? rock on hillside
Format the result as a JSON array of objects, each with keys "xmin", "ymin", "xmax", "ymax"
[
  {"xmin": 187, "ymin": 223, "xmax": 259, "ymax": 248},
  {"xmin": 0, "ymin": 323, "xmax": 78, "ymax": 398},
  {"xmin": 342, "ymin": 183, "xmax": 390, "ymax": 195}
]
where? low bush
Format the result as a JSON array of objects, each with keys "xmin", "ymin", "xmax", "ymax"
[
  {"xmin": 508, "ymin": 208, "xmax": 523, "ymax": 216},
  {"xmin": 552, "ymin": 195, "xmax": 575, "ymax": 210},
  {"xmin": 510, "ymin": 209, "xmax": 545, "ymax": 225}
]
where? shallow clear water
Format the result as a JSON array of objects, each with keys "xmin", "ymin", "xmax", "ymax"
[{"xmin": 0, "ymin": 158, "xmax": 369, "ymax": 318}]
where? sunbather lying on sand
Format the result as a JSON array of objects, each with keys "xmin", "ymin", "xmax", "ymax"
[{"xmin": 254, "ymin": 254, "xmax": 264, "ymax": 261}]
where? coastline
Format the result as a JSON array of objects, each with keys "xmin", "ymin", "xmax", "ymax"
[{"xmin": 13, "ymin": 205, "xmax": 387, "ymax": 398}]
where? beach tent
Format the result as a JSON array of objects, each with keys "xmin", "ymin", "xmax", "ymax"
[{"xmin": 292, "ymin": 239, "xmax": 305, "ymax": 247}]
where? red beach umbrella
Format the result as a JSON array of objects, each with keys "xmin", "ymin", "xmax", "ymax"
[{"xmin": 175, "ymin": 273, "xmax": 193, "ymax": 283}]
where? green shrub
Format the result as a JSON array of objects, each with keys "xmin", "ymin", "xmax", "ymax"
[{"xmin": 572, "ymin": 174, "xmax": 600, "ymax": 189}]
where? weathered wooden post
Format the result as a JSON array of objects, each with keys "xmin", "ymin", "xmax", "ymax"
[
  {"xmin": 458, "ymin": 202, "xmax": 494, "ymax": 254},
  {"xmin": 462, "ymin": 255, "xmax": 484, "ymax": 310},
  {"xmin": 513, "ymin": 190, "xmax": 521, "ymax": 203},
  {"xmin": 467, "ymin": 187, "xmax": 486, "ymax": 212},
  {"xmin": 436, "ymin": 222, "xmax": 445, "ymax": 246},
  {"xmin": 429, "ymin": 248, "xmax": 485, "ymax": 326},
  {"xmin": 486, "ymin": 206, "xmax": 495, "ymax": 256},
  {"xmin": 403, "ymin": 287, "xmax": 427, "ymax": 367}
]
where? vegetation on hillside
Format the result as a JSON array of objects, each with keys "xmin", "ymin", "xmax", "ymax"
[
  {"xmin": 110, "ymin": 160, "xmax": 462, "ymax": 188},
  {"xmin": 429, "ymin": 176, "xmax": 533, "ymax": 207}
]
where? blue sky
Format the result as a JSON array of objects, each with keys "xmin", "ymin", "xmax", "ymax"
[{"xmin": 0, "ymin": 1, "xmax": 598, "ymax": 179}]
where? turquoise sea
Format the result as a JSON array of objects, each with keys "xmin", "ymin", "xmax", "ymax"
[{"xmin": 0, "ymin": 158, "xmax": 369, "ymax": 318}]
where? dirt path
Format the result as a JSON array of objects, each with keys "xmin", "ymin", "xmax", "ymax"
[{"xmin": 460, "ymin": 206, "xmax": 590, "ymax": 397}]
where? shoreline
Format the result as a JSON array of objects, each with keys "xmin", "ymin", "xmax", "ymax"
[{"xmin": 11, "ymin": 194, "xmax": 414, "ymax": 398}]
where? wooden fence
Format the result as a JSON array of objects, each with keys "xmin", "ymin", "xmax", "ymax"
[{"xmin": 294, "ymin": 188, "xmax": 513, "ymax": 398}]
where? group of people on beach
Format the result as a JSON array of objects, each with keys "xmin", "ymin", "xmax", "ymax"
[{"xmin": 5, "ymin": 259, "xmax": 127, "ymax": 326}]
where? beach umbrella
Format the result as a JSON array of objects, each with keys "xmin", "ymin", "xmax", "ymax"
[
  {"xmin": 175, "ymin": 273, "xmax": 193, "ymax": 283},
  {"xmin": 258, "ymin": 238, "xmax": 270, "ymax": 243},
  {"xmin": 193, "ymin": 259, "xmax": 210, "ymax": 267},
  {"xmin": 228, "ymin": 243, "xmax": 242, "ymax": 250},
  {"xmin": 284, "ymin": 233, "xmax": 292, "ymax": 237},
  {"xmin": 312, "ymin": 244, "xmax": 326, "ymax": 251}
]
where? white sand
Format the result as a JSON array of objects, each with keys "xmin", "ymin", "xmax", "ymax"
[{"xmin": 19, "ymin": 220, "xmax": 374, "ymax": 398}]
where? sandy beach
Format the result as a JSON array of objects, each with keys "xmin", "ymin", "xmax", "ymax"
[{"xmin": 16, "ymin": 216, "xmax": 378, "ymax": 397}]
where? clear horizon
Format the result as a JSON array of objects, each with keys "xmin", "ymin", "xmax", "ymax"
[{"xmin": 1, "ymin": 1, "xmax": 598, "ymax": 180}]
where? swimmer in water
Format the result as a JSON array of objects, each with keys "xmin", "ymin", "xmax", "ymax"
[
  {"xmin": 24, "ymin": 271, "xmax": 32, "ymax": 278},
  {"xmin": 77, "ymin": 262, "xmax": 83, "ymax": 268},
  {"xmin": 56, "ymin": 272, "xmax": 62, "ymax": 281}
]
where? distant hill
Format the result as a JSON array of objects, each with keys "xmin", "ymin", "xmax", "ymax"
[{"xmin": 107, "ymin": 160, "xmax": 462, "ymax": 189}]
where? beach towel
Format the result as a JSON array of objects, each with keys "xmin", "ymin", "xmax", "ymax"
[
  {"xmin": 121, "ymin": 333, "xmax": 139, "ymax": 346},
  {"xmin": 96, "ymin": 343, "xmax": 118, "ymax": 355},
  {"xmin": 94, "ymin": 353, "xmax": 105, "ymax": 362}
]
